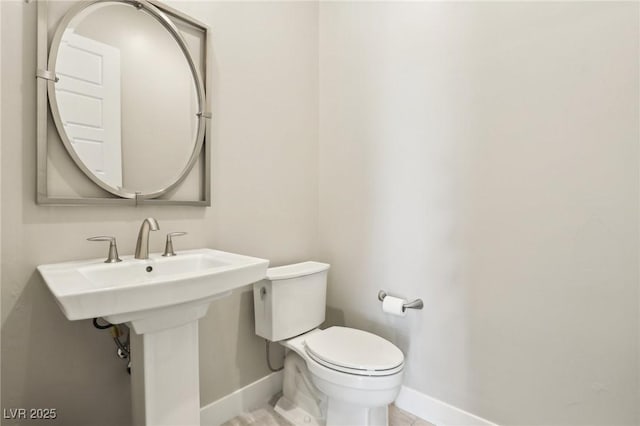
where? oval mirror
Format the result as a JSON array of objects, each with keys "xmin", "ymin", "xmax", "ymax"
[{"xmin": 47, "ymin": 0, "xmax": 206, "ymax": 199}]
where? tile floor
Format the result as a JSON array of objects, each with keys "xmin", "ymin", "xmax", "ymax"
[{"xmin": 221, "ymin": 404, "xmax": 434, "ymax": 426}]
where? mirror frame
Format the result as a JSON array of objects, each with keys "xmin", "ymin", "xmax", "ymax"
[{"xmin": 36, "ymin": 0, "xmax": 211, "ymax": 206}]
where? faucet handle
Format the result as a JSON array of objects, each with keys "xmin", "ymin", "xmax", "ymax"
[
  {"xmin": 87, "ymin": 236, "xmax": 122, "ymax": 263},
  {"xmin": 162, "ymin": 232, "xmax": 187, "ymax": 257}
]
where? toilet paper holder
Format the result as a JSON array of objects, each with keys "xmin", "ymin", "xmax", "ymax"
[{"xmin": 378, "ymin": 290, "xmax": 423, "ymax": 311}]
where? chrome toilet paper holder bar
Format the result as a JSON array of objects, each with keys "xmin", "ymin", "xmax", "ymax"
[{"xmin": 378, "ymin": 290, "xmax": 424, "ymax": 311}]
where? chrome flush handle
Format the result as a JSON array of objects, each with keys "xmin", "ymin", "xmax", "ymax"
[
  {"xmin": 87, "ymin": 236, "xmax": 122, "ymax": 263},
  {"xmin": 162, "ymin": 232, "xmax": 187, "ymax": 257}
]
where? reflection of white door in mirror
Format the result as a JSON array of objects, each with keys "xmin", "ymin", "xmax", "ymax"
[{"xmin": 56, "ymin": 30, "xmax": 122, "ymax": 189}]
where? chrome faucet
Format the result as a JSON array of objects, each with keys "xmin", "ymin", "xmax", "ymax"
[{"xmin": 134, "ymin": 218, "xmax": 160, "ymax": 259}]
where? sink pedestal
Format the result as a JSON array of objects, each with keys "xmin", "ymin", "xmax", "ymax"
[
  {"xmin": 130, "ymin": 320, "xmax": 201, "ymax": 425},
  {"xmin": 131, "ymin": 321, "xmax": 201, "ymax": 425},
  {"xmin": 124, "ymin": 300, "xmax": 224, "ymax": 426}
]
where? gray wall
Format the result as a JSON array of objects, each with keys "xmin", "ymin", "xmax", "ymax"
[
  {"xmin": 0, "ymin": 1, "xmax": 318, "ymax": 425},
  {"xmin": 318, "ymin": 2, "xmax": 639, "ymax": 425}
]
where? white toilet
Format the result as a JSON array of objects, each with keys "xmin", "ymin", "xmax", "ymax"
[{"xmin": 253, "ymin": 262, "xmax": 404, "ymax": 426}]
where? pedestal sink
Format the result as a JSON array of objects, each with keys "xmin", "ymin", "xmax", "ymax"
[{"xmin": 38, "ymin": 248, "xmax": 269, "ymax": 426}]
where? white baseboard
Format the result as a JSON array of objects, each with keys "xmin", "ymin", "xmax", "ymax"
[
  {"xmin": 200, "ymin": 371, "xmax": 284, "ymax": 426},
  {"xmin": 395, "ymin": 386, "xmax": 498, "ymax": 426}
]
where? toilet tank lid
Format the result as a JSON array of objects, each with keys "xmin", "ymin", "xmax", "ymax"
[{"xmin": 266, "ymin": 261, "xmax": 330, "ymax": 281}]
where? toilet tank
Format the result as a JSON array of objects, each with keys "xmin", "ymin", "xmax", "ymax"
[{"xmin": 253, "ymin": 262, "xmax": 330, "ymax": 342}]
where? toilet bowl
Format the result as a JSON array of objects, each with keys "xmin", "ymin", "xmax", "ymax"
[{"xmin": 253, "ymin": 262, "xmax": 404, "ymax": 426}]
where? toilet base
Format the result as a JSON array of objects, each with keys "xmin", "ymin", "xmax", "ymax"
[
  {"xmin": 326, "ymin": 400, "xmax": 388, "ymax": 426},
  {"xmin": 276, "ymin": 352, "xmax": 326, "ymax": 426},
  {"xmin": 276, "ymin": 349, "xmax": 394, "ymax": 426},
  {"xmin": 275, "ymin": 395, "xmax": 389, "ymax": 426},
  {"xmin": 274, "ymin": 396, "xmax": 323, "ymax": 426}
]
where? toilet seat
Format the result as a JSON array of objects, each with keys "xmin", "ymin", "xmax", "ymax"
[{"xmin": 304, "ymin": 327, "xmax": 404, "ymax": 377}]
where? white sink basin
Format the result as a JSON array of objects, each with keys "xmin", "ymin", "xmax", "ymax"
[
  {"xmin": 38, "ymin": 248, "xmax": 269, "ymax": 327},
  {"xmin": 39, "ymin": 247, "xmax": 269, "ymax": 426}
]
